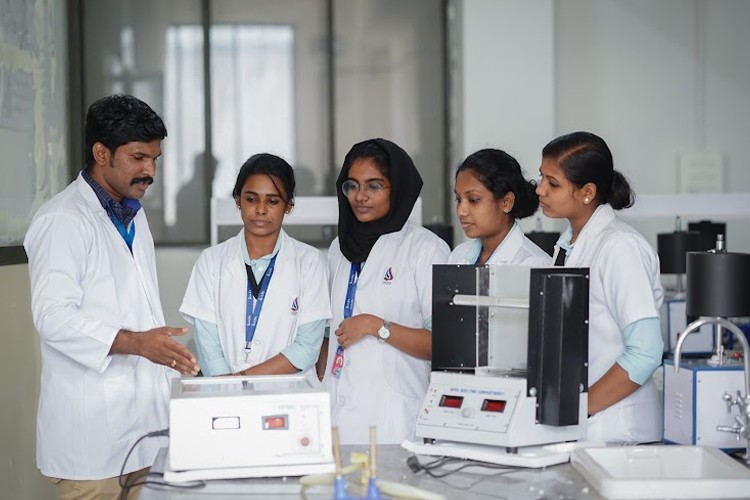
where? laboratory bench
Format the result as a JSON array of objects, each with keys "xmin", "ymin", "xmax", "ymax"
[{"xmin": 141, "ymin": 444, "xmax": 603, "ymax": 499}]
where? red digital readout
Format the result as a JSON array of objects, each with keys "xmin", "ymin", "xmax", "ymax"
[
  {"xmin": 438, "ymin": 395, "xmax": 464, "ymax": 408},
  {"xmin": 481, "ymin": 399, "xmax": 507, "ymax": 413}
]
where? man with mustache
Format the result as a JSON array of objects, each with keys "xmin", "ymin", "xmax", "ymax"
[{"xmin": 24, "ymin": 94, "xmax": 200, "ymax": 499}]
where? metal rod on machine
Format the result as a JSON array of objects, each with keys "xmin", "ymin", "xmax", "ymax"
[{"xmin": 452, "ymin": 295, "xmax": 529, "ymax": 309}]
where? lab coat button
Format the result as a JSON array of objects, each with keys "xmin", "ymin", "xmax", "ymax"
[{"xmin": 337, "ymin": 396, "xmax": 346, "ymax": 405}]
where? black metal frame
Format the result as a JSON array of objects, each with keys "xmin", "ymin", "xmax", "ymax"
[
  {"xmin": 431, "ymin": 264, "xmax": 489, "ymax": 371},
  {"xmin": 526, "ymin": 268, "xmax": 589, "ymax": 427}
]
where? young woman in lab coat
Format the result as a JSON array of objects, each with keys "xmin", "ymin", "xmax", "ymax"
[
  {"xmin": 450, "ymin": 148, "xmax": 551, "ymax": 266},
  {"xmin": 536, "ymin": 131, "xmax": 664, "ymax": 443},
  {"xmin": 319, "ymin": 138, "xmax": 450, "ymax": 444},
  {"xmin": 180, "ymin": 154, "xmax": 331, "ymax": 376}
]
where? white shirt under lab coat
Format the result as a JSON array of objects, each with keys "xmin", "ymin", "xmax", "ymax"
[
  {"xmin": 324, "ymin": 222, "xmax": 451, "ymax": 445},
  {"xmin": 23, "ymin": 173, "xmax": 173, "ymax": 480},
  {"xmin": 552, "ymin": 204, "xmax": 664, "ymax": 443},
  {"xmin": 180, "ymin": 229, "xmax": 331, "ymax": 374},
  {"xmin": 449, "ymin": 221, "xmax": 552, "ymax": 266}
]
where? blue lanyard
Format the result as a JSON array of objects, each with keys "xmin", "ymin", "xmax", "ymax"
[
  {"xmin": 332, "ymin": 261, "xmax": 362, "ymax": 379},
  {"xmin": 112, "ymin": 217, "xmax": 136, "ymax": 251},
  {"xmin": 245, "ymin": 254, "xmax": 278, "ymax": 349},
  {"xmin": 343, "ymin": 262, "xmax": 362, "ymax": 319}
]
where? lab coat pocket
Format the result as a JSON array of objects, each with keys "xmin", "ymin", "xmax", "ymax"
[
  {"xmin": 379, "ymin": 346, "xmax": 429, "ymax": 402},
  {"xmin": 102, "ymin": 362, "xmax": 138, "ymax": 442}
]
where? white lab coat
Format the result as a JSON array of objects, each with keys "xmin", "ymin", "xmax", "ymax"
[
  {"xmin": 552, "ymin": 204, "xmax": 664, "ymax": 443},
  {"xmin": 449, "ymin": 221, "xmax": 552, "ymax": 266},
  {"xmin": 324, "ymin": 222, "xmax": 450, "ymax": 444},
  {"xmin": 23, "ymin": 173, "xmax": 173, "ymax": 480},
  {"xmin": 180, "ymin": 229, "xmax": 331, "ymax": 373}
]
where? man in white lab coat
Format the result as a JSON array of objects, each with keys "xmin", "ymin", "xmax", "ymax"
[{"xmin": 24, "ymin": 94, "xmax": 200, "ymax": 499}]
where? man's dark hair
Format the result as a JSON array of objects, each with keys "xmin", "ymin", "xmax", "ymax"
[{"xmin": 84, "ymin": 94, "xmax": 167, "ymax": 168}]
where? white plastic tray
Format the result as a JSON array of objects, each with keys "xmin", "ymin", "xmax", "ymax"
[{"xmin": 570, "ymin": 445, "xmax": 750, "ymax": 499}]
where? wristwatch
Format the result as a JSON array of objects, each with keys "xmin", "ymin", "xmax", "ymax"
[{"xmin": 377, "ymin": 320, "xmax": 391, "ymax": 343}]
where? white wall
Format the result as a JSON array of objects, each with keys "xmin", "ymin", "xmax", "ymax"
[
  {"xmin": 456, "ymin": 0, "xmax": 750, "ymax": 252},
  {"xmin": 454, "ymin": 0, "xmax": 559, "ymax": 244},
  {"xmin": 155, "ymin": 247, "xmax": 202, "ymax": 351}
]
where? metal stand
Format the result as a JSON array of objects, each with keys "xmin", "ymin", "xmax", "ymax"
[{"xmin": 674, "ymin": 317, "xmax": 750, "ymax": 462}]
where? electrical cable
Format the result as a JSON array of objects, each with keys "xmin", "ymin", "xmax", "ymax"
[
  {"xmin": 119, "ymin": 471, "xmax": 206, "ymax": 499},
  {"xmin": 117, "ymin": 428, "xmax": 205, "ymax": 499},
  {"xmin": 407, "ymin": 454, "xmax": 520, "ymax": 478}
]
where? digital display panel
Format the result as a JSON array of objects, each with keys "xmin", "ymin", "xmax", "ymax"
[
  {"xmin": 481, "ymin": 399, "xmax": 507, "ymax": 413},
  {"xmin": 438, "ymin": 395, "xmax": 464, "ymax": 409}
]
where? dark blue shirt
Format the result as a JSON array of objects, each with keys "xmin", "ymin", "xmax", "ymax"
[{"xmin": 82, "ymin": 169, "xmax": 141, "ymax": 227}]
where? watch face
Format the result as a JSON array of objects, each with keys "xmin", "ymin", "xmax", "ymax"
[{"xmin": 378, "ymin": 323, "xmax": 390, "ymax": 339}]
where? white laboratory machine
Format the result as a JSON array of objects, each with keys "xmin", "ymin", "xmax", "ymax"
[
  {"xmin": 408, "ymin": 265, "xmax": 590, "ymax": 467},
  {"xmin": 661, "ymin": 296, "xmax": 714, "ymax": 354},
  {"xmin": 164, "ymin": 372, "xmax": 334, "ymax": 482}
]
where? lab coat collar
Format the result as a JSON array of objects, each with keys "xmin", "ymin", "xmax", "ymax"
[
  {"xmin": 73, "ymin": 172, "xmax": 109, "ymax": 216},
  {"xmin": 465, "ymin": 221, "xmax": 525, "ymax": 264},
  {"xmin": 488, "ymin": 221, "xmax": 525, "ymax": 264},
  {"xmin": 228, "ymin": 228, "xmax": 291, "ymax": 278},
  {"xmin": 73, "ymin": 173, "xmax": 139, "ymax": 255},
  {"xmin": 240, "ymin": 229, "xmax": 283, "ymax": 265},
  {"xmin": 564, "ymin": 204, "xmax": 616, "ymax": 266},
  {"xmin": 369, "ymin": 222, "xmax": 411, "ymax": 251}
]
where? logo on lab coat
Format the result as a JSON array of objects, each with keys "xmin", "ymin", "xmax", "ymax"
[
  {"xmin": 291, "ymin": 297, "xmax": 299, "ymax": 314},
  {"xmin": 383, "ymin": 267, "xmax": 394, "ymax": 284}
]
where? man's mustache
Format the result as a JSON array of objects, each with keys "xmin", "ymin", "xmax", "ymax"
[{"xmin": 131, "ymin": 176, "xmax": 154, "ymax": 186}]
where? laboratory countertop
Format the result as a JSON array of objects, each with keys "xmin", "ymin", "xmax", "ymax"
[{"xmin": 140, "ymin": 444, "xmax": 603, "ymax": 499}]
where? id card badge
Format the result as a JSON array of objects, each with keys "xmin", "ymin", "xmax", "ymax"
[{"xmin": 331, "ymin": 345, "xmax": 345, "ymax": 378}]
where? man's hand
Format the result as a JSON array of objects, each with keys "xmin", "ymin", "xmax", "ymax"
[{"xmin": 111, "ymin": 327, "xmax": 200, "ymax": 375}]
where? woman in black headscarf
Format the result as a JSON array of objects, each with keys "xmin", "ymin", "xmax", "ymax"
[{"xmin": 317, "ymin": 138, "xmax": 450, "ymax": 445}]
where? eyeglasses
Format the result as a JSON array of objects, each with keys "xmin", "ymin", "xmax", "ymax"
[{"xmin": 341, "ymin": 180, "xmax": 391, "ymax": 197}]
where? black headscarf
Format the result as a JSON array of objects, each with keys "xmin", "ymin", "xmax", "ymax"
[{"xmin": 336, "ymin": 138, "xmax": 423, "ymax": 263}]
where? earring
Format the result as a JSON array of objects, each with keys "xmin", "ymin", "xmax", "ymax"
[
  {"xmin": 584, "ymin": 197, "xmax": 590, "ymax": 204},
  {"xmin": 503, "ymin": 208, "xmax": 510, "ymax": 214}
]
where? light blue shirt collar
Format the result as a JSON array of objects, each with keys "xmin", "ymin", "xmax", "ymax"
[
  {"xmin": 557, "ymin": 226, "xmax": 574, "ymax": 254},
  {"xmin": 241, "ymin": 232, "xmax": 282, "ymax": 281}
]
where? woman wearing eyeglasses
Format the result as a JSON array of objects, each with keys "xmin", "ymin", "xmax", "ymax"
[
  {"xmin": 318, "ymin": 138, "xmax": 450, "ymax": 445},
  {"xmin": 180, "ymin": 154, "xmax": 331, "ymax": 377}
]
